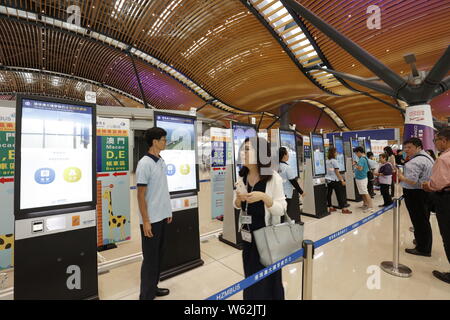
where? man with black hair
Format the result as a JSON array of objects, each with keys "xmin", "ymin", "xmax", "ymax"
[
  {"xmin": 353, "ymin": 146, "xmax": 373, "ymax": 212},
  {"xmin": 423, "ymin": 128, "xmax": 450, "ymax": 284},
  {"xmin": 398, "ymin": 137, "xmax": 434, "ymax": 257},
  {"xmin": 136, "ymin": 127, "xmax": 172, "ymax": 300}
]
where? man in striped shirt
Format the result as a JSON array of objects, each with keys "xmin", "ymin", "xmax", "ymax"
[{"xmin": 423, "ymin": 128, "xmax": 450, "ymax": 284}]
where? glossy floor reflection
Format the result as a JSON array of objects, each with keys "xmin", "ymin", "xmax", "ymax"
[{"xmin": 99, "ymin": 192, "xmax": 450, "ymax": 300}]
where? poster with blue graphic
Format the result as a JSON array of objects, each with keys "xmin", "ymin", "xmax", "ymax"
[
  {"xmin": 210, "ymin": 128, "xmax": 231, "ymax": 219},
  {"xmin": 333, "ymin": 136, "xmax": 346, "ymax": 172},
  {"xmin": 155, "ymin": 113, "xmax": 197, "ymax": 193},
  {"xmin": 0, "ymin": 108, "xmax": 15, "ymax": 270},
  {"xmin": 232, "ymin": 123, "xmax": 256, "ymax": 181},
  {"xmin": 351, "ymin": 138, "xmax": 360, "ymax": 162},
  {"xmin": 311, "ymin": 134, "xmax": 326, "ymax": 177},
  {"xmin": 280, "ymin": 130, "xmax": 298, "ymax": 176},
  {"xmin": 19, "ymin": 99, "xmax": 94, "ymax": 211}
]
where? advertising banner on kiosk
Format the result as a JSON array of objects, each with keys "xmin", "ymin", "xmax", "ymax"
[
  {"xmin": 96, "ymin": 117, "xmax": 131, "ymax": 248},
  {"xmin": 350, "ymin": 137, "xmax": 360, "ymax": 162},
  {"xmin": 404, "ymin": 104, "xmax": 435, "ymax": 151},
  {"xmin": 332, "ymin": 135, "xmax": 346, "ymax": 173},
  {"xmin": 210, "ymin": 128, "xmax": 232, "ymax": 219},
  {"xmin": 0, "ymin": 108, "xmax": 15, "ymax": 270},
  {"xmin": 279, "ymin": 129, "xmax": 299, "ymax": 176},
  {"xmin": 231, "ymin": 123, "xmax": 256, "ymax": 182},
  {"xmin": 154, "ymin": 112, "xmax": 198, "ymax": 194},
  {"xmin": 311, "ymin": 133, "xmax": 326, "ymax": 177}
]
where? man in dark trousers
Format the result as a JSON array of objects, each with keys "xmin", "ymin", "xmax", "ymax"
[
  {"xmin": 423, "ymin": 128, "xmax": 450, "ymax": 284},
  {"xmin": 136, "ymin": 127, "xmax": 172, "ymax": 300},
  {"xmin": 398, "ymin": 138, "xmax": 434, "ymax": 257}
]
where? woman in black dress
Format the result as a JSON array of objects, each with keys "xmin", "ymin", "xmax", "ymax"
[{"xmin": 234, "ymin": 137, "xmax": 287, "ymax": 300}]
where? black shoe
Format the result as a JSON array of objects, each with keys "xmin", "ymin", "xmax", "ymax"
[
  {"xmin": 378, "ymin": 204, "xmax": 386, "ymax": 208},
  {"xmin": 155, "ymin": 287, "xmax": 170, "ymax": 297},
  {"xmin": 432, "ymin": 270, "xmax": 450, "ymax": 284},
  {"xmin": 413, "ymin": 239, "xmax": 417, "ymax": 246},
  {"xmin": 405, "ymin": 248, "xmax": 431, "ymax": 257}
]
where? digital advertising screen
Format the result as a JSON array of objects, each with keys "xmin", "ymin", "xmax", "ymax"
[
  {"xmin": 154, "ymin": 112, "xmax": 197, "ymax": 193},
  {"xmin": 310, "ymin": 133, "xmax": 326, "ymax": 177},
  {"xmin": 280, "ymin": 129, "xmax": 298, "ymax": 176},
  {"xmin": 232, "ymin": 123, "xmax": 256, "ymax": 181},
  {"xmin": 333, "ymin": 135, "xmax": 346, "ymax": 172},
  {"xmin": 16, "ymin": 97, "xmax": 95, "ymax": 214},
  {"xmin": 350, "ymin": 138, "xmax": 360, "ymax": 162}
]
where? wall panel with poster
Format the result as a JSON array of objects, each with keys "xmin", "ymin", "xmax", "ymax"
[
  {"xmin": 311, "ymin": 133, "xmax": 326, "ymax": 177},
  {"xmin": 0, "ymin": 108, "xmax": 15, "ymax": 270},
  {"xmin": 96, "ymin": 118, "xmax": 131, "ymax": 249}
]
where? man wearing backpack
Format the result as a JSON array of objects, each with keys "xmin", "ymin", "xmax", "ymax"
[{"xmin": 398, "ymin": 138, "xmax": 434, "ymax": 257}]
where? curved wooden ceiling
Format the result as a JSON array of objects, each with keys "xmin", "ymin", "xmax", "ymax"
[{"xmin": 0, "ymin": 0, "xmax": 448, "ymax": 131}]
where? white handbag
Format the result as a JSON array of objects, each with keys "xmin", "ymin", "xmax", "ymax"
[{"xmin": 253, "ymin": 212, "xmax": 304, "ymax": 267}]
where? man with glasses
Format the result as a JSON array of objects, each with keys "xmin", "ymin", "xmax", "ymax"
[
  {"xmin": 423, "ymin": 128, "xmax": 450, "ymax": 284},
  {"xmin": 136, "ymin": 127, "xmax": 172, "ymax": 299},
  {"xmin": 398, "ymin": 137, "xmax": 434, "ymax": 257}
]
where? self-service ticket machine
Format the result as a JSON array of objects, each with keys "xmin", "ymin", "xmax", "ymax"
[
  {"xmin": 153, "ymin": 112, "xmax": 204, "ymax": 279},
  {"xmin": 279, "ymin": 129, "xmax": 301, "ymax": 222},
  {"xmin": 331, "ymin": 135, "xmax": 348, "ymax": 208},
  {"xmin": 345, "ymin": 137, "xmax": 363, "ymax": 202},
  {"xmin": 219, "ymin": 122, "xmax": 256, "ymax": 249},
  {"xmin": 302, "ymin": 133, "xmax": 328, "ymax": 218},
  {"xmin": 14, "ymin": 96, "xmax": 98, "ymax": 300}
]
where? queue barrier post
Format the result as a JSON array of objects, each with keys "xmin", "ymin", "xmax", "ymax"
[
  {"xmin": 380, "ymin": 166, "xmax": 412, "ymax": 278},
  {"xmin": 301, "ymin": 240, "xmax": 314, "ymax": 300}
]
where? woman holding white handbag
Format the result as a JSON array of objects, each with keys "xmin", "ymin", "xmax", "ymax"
[{"xmin": 234, "ymin": 137, "xmax": 287, "ymax": 300}]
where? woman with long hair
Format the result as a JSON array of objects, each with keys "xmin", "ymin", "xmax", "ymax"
[
  {"xmin": 326, "ymin": 147, "xmax": 352, "ymax": 214},
  {"xmin": 384, "ymin": 146, "xmax": 397, "ymax": 197},
  {"xmin": 233, "ymin": 137, "xmax": 286, "ymax": 300}
]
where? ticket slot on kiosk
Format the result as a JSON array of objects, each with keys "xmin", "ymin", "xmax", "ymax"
[
  {"xmin": 279, "ymin": 129, "xmax": 301, "ymax": 223},
  {"xmin": 153, "ymin": 112, "xmax": 204, "ymax": 279},
  {"xmin": 345, "ymin": 137, "xmax": 363, "ymax": 202},
  {"xmin": 14, "ymin": 96, "xmax": 98, "ymax": 300},
  {"xmin": 302, "ymin": 133, "xmax": 328, "ymax": 218},
  {"xmin": 219, "ymin": 122, "xmax": 256, "ymax": 249}
]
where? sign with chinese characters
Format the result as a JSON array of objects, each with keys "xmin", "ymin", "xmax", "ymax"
[
  {"xmin": 0, "ymin": 108, "xmax": 15, "ymax": 270},
  {"xmin": 210, "ymin": 128, "xmax": 232, "ymax": 219},
  {"xmin": 404, "ymin": 104, "xmax": 435, "ymax": 151},
  {"xmin": 96, "ymin": 118, "xmax": 131, "ymax": 247}
]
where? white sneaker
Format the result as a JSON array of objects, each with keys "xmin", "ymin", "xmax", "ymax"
[
  {"xmin": 359, "ymin": 205, "xmax": 368, "ymax": 210},
  {"xmin": 363, "ymin": 207, "xmax": 374, "ymax": 213}
]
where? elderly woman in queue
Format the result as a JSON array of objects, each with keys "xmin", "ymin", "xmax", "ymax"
[{"xmin": 233, "ymin": 137, "xmax": 286, "ymax": 300}]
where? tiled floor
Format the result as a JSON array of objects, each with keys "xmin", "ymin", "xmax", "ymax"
[{"xmin": 97, "ymin": 189, "xmax": 450, "ymax": 300}]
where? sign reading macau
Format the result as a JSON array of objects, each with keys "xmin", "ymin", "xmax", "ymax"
[
  {"xmin": 0, "ymin": 108, "xmax": 15, "ymax": 270},
  {"xmin": 97, "ymin": 119, "xmax": 129, "ymax": 172}
]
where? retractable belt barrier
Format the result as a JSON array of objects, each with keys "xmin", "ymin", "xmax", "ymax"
[{"xmin": 206, "ymin": 198, "xmax": 403, "ymax": 300}]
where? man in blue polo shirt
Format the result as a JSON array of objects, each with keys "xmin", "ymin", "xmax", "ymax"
[
  {"xmin": 353, "ymin": 146, "xmax": 374, "ymax": 212},
  {"xmin": 136, "ymin": 127, "xmax": 172, "ymax": 300}
]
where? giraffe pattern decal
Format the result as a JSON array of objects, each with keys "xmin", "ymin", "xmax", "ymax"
[{"xmin": 102, "ymin": 186, "xmax": 127, "ymax": 242}]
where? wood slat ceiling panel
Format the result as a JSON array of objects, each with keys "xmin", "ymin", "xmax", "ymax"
[
  {"xmin": 0, "ymin": 18, "xmax": 207, "ymax": 111},
  {"xmin": 299, "ymin": 0, "xmax": 450, "ymax": 79},
  {"xmin": 4, "ymin": 0, "xmax": 323, "ymax": 111}
]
